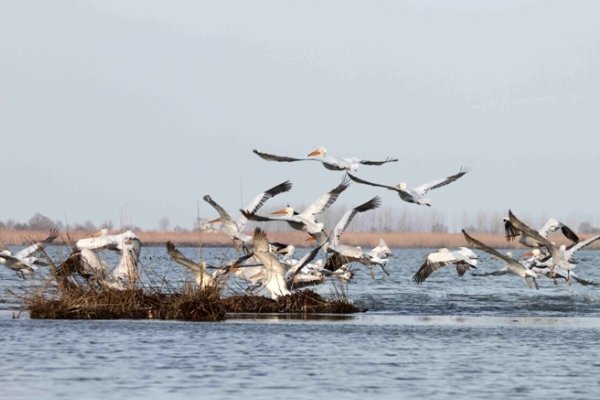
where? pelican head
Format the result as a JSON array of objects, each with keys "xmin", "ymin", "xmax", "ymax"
[
  {"xmin": 308, "ymin": 146, "xmax": 326, "ymax": 158},
  {"xmin": 545, "ymin": 218, "xmax": 561, "ymax": 232},
  {"xmin": 396, "ymin": 182, "xmax": 408, "ymax": 191}
]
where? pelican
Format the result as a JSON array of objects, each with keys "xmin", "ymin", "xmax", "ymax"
[
  {"xmin": 107, "ymin": 234, "xmax": 142, "ymax": 289},
  {"xmin": 253, "ymin": 147, "xmax": 398, "ymax": 172},
  {"xmin": 462, "ymin": 229, "xmax": 539, "ymax": 289},
  {"xmin": 504, "ymin": 217, "xmax": 579, "ymax": 247},
  {"xmin": 310, "ymin": 196, "xmax": 384, "ymax": 276},
  {"xmin": 203, "ymin": 180, "xmax": 292, "ymax": 244},
  {"xmin": 166, "ymin": 241, "xmax": 252, "ymax": 289},
  {"xmin": 412, "ymin": 247, "xmax": 478, "ymax": 284},
  {"xmin": 76, "ymin": 230, "xmax": 141, "ymax": 258},
  {"xmin": 367, "ymin": 239, "xmax": 392, "ymax": 265},
  {"xmin": 347, "ymin": 167, "xmax": 468, "ymax": 206},
  {"xmin": 0, "ymin": 228, "xmax": 60, "ymax": 278},
  {"xmin": 242, "ymin": 177, "xmax": 350, "ymax": 234},
  {"xmin": 249, "ymin": 227, "xmax": 323, "ymax": 299}
]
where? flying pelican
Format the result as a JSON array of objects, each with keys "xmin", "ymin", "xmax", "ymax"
[
  {"xmin": 347, "ymin": 167, "xmax": 468, "ymax": 206},
  {"xmin": 367, "ymin": 239, "xmax": 392, "ymax": 265},
  {"xmin": 242, "ymin": 177, "xmax": 350, "ymax": 234},
  {"xmin": 462, "ymin": 229, "xmax": 539, "ymax": 289},
  {"xmin": 203, "ymin": 180, "xmax": 292, "ymax": 244},
  {"xmin": 76, "ymin": 230, "xmax": 141, "ymax": 258},
  {"xmin": 503, "ymin": 217, "xmax": 579, "ymax": 247},
  {"xmin": 310, "ymin": 196, "xmax": 384, "ymax": 276},
  {"xmin": 166, "ymin": 241, "xmax": 253, "ymax": 289},
  {"xmin": 0, "ymin": 228, "xmax": 60, "ymax": 278},
  {"xmin": 249, "ymin": 227, "xmax": 323, "ymax": 299},
  {"xmin": 412, "ymin": 247, "xmax": 478, "ymax": 284},
  {"xmin": 253, "ymin": 147, "xmax": 398, "ymax": 172}
]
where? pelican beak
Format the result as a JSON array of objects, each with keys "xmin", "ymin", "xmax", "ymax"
[
  {"xmin": 208, "ymin": 217, "xmax": 222, "ymax": 224},
  {"xmin": 271, "ymin": 209, "xmax": 288, "ymax": 215},
  {"xmin": 305, "ymin": 235, "xmax": 316, "ymax": 242},
  {"xmin": 307, "ymin": 148, "xmax": 321, "ymax": 157}
]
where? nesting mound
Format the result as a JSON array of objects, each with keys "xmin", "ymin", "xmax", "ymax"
[
  {"xmin": 223, "ymin": 290, "xmax": 361, "ymax": 314},
  {"xmin": 28, "ymin": 286, "xmax": 227, "ymax": 321}
]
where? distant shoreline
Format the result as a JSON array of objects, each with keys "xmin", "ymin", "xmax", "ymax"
[{"xmin": 2, "ymin": 229, "xmax": 596, "ymax": 250}]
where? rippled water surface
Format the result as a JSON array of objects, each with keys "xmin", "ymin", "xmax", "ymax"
[{"xmin": 2, "ymin": 246, "xmax": 600, "ymax": 399}]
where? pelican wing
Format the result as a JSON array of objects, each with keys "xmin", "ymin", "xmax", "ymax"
[
  {"xmin": 359, "ymin": 156, "xmax": 399, "ymax": 166},
  {"xmin": 462, "ymin": 229, "xmax": 514, "ymax": 264},
  {"xmin": 332, "ymin": 196, "xmax": 381, "ymax": 244},
  {"xmin": 560, "ymin": 224, "xmax": 580, "ymax": 244},
  {"xmin": 287, "ymin": 244, "xmax": 324, "ymax": 280},
  {"xmin": 565, "ymin": 234, "xmax": 600, "ymax": 259},
  {"xmin": 508, "ymin": 211, "xmax": 557, "ymax": 258},
  {"xmin": 412, "ymin": 250, "xmax": 457, "ymax": 284},
  {"xmin": 253, "ymin": 149, "xmax": 312, "ymax": 163},
  {"xmin": 17, "ymin": 228, "xmax": 60, "ymax": 258},
  {"xmin": 203, "ymin": 195, "xmax": 234, "ymax": 222},
  {"xmin": 413, "ymin": 167, "xmax": 468, "ymax": 196},
  {"xmin": 347, "ymin": 173, "xmax": 400, "ymax": 192},
  {"xmin": 302, "ymin": 176, "xmax": 350, "ymax": 217},
  {"xmin": 237, "ymin": 180, "xmax": 292, "ymax": 229},
  {"xmin": 166, "ymin": 241, "xmax": 204, "ymax": 273},
  {"xmin": 504, "ymin": 220, "xmax": 520, "ymax": 242}
]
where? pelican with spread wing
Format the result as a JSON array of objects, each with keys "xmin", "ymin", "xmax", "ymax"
[
  {"xmin": 348, "ymin": 167, "xmax": 468, "ymax": 206},
  {"xmin": 412, "ymin": 247, "xmax": 478, "ymax": 284},
  {"xmin": 253, "ymin": 146, "xmax": 398, "ymax": 172}
]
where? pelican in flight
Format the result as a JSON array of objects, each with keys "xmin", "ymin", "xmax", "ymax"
[
  {"xmin": 242, "ymin": 177, "xmax": 350, "ymax": 234},
  {"xmin": 310, "ymin": 196, "xmax": 384, "ymax": 276},
  {"xmin": 253, "ymin": 147, "xmax": 398, "ymax": 172},
  {"xmin": 412, "ymin": 247, "xmax": 478, "ymax": 284},
  {"xmin": 462, "ymin": 229, "xmax": 539, "ymax": 289},
  {"xmin": 503, "ymin": 217, "xmax": 579, "ymax": 248},
  {"xmin": 347, "ymin": 167, "xmax": 468, "ymax": 206},
  {"xmin": 203, "ymin": 180, "xmax": 292, "ymax": 244},
  {"xmin": 166, "ymin": 241, "xmax": 253, "ymax": 289},
  {"xmin": 250, "ymin": 227, "xmax": 323, "ymax": 299},
  {"xmin": 76, "ymin": 230, "xmax": 141, "ymax": 258},
  {"xmin": 0, "ymin": 228, "xmax": 60, "ymax": 278}
]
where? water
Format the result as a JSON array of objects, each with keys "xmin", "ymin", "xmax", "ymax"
[{"xmin": 2, "ymin": 246, "xmax": 600, "ymax": 399}]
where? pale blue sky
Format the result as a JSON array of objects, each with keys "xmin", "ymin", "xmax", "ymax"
[{"xmin": 1, "ymin": 1, "xmax": 599, "ymax": 230}]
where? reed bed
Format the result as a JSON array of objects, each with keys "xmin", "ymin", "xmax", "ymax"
[{"xmin": 5, "ymin": 229, "xmax": 593, "ymax": 249}]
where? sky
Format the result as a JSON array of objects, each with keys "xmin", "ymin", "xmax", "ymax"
[{"xmin": 1, "ymin": 0, "xmax": 600, "ymax": 231}]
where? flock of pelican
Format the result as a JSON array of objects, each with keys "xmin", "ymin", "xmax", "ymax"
[{"xmin": 2, "ymin": 146, "xmax": 599, "ymax": 300}]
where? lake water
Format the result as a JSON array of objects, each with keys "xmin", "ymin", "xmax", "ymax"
[{"xmin": 2, "ymin": 245, "xmax": 600, "ymax": 399}]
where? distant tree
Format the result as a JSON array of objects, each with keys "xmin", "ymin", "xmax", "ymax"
[
  {"xmin": 0, "ymin": 220, "xmax": 5, "ymax": 229},
  {"xmin": 28, "ymin": 213, "xmax": 55, "ymax": 230},
  {"xmin": 431, "ymin": 222, "xmax": 448, "ymax": 233},
  {"xmin": 158, "ymin": 217, "xmax": 171, "ymax": 231},
  {"xmin": 100, "ymin": 220, "xmax": 114, "ymax": 230},
  {"xmin": 173, "ymin": 225, "xmax": 188, "ymax": 232}
]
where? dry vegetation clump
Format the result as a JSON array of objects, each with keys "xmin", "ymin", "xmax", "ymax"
[
  {"xmin": 27, "ymin": 285, "xmax": 227, "ymax": 321},
  {"xmin": 222, "ymin": 290, "xmax": 362, "ymax": 314}
]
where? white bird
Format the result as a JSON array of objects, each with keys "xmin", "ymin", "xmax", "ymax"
[
  {"xmin": 348, "ymin": 167, "xmax": 468, "ymax": 206},
  {"xmin": 0, "ymin": 229, "xmax": 60, "ymax": 278},
  {"xmin": 76, "ymin": 230, "xmax": 141, "ymax": 258},
  {"xmin": 367, "ymin": 239, "xmax": 392, "ymax": 265},
  {"xmin": 504, "ymin": 217, "xmax": 579, "ymax": 248},
  {"xmin": 412, "ymin": 247, "xmax": 478, "ymax": 284},
  {"xmin": 242, "ymin": 177, "xmax": 350, "ymax": 234},
  {"xmin": 203, "ymin": 180, "xmax": 292, "ymax": 244},
  {"xmin": 311, "ymin": 196, "xmax": 384, "ymax": 276},
  {"xmin": 166, "ymin": 241, "xmax": 252, "ymax": 289},
  {"xmin": 107, "ymin": 234, "xmax": 142, "ymax": 289},
  {"xmin": 462, "ymin": 229, "xmax": 539, "ymax": 289},
  {"xmin": 253, "ymin": 146, "xmax": 398, "ymax": 172},
  {"xmin": 249, "ymin": 228, "xmax": 323, "ymax": 299}
]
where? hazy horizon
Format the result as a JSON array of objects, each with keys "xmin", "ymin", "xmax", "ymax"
[{"xmin": 2, "ymin": 1, "xmax": 599, "ymax": 230}]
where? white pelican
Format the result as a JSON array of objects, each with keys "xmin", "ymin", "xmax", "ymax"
[
  {"xmin": 76, "ymin": 230, "xmax": 141, "ymax": 258},
  {"xmin": 166, "ymin": 241, "xmax": 252, "ymax": 289},
  {"xmin": 203, "ymin": 180, "xmax": 292, "ymax": 244},
  {"xmin": 242, "ymin": 177, "xmax": 350, "ymax": 234},
  {"xmin": 0, "ymin": 228, "xmax": 60, "ymax": 278},
  {"xmin": 108, "ymin": 234, "xmax": 142, "ymax": 289},
  {"xmin": 504, "ymin": 217, "xmax": 579, "ymax": 247},
  {"xmin": 249, "ymin": 228, "xmax": 323, "ymax": 299},
  {"xmin": 310, "ymin": 196, "xmax": 384, "ymax": 276},
  {"xmin": 367, "ymin": 239, "xmax": 392, "ymax": 265},
  {"xmin": 253, "ymin": 147, "xmax": 398, "ymax": 172},
  {"xmin": 412, "ymin": 247, "xmax": 478, "ymax": 284},
  {"xmin": 462, "ymin": 229, "xmax": 539, "ymax": 289},
  {"xmin": 347, "ymin": 167, "xmax": 468, "ymax": 206}
]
